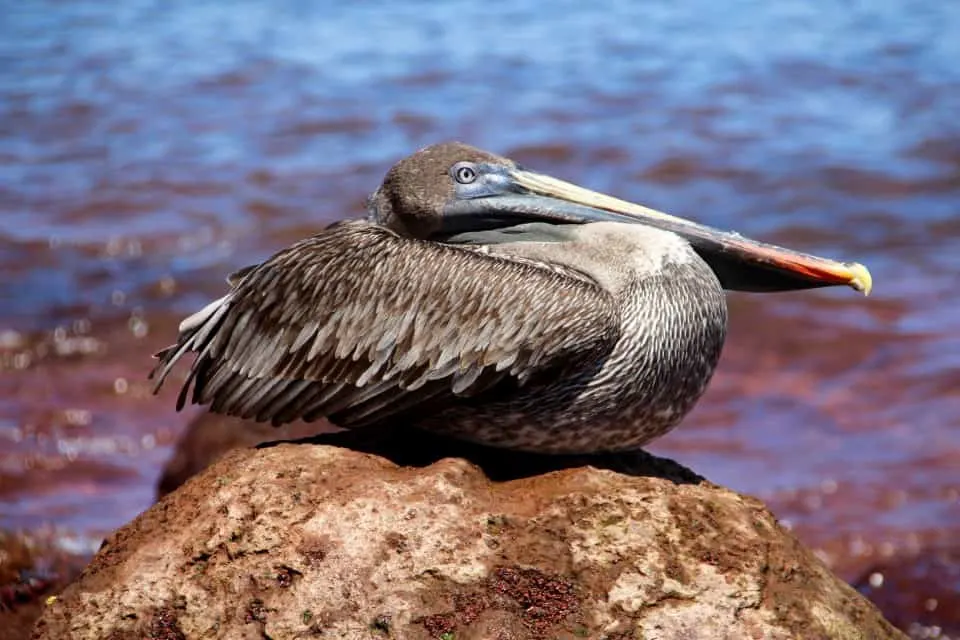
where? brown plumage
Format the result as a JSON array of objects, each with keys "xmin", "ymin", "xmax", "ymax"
[
  {"xmin": 154, "ymin": 221, "xmax": 617, "ymax": 426},
  {"xmin": 151, "ymin": 142, "xmax": 871, "ymax": 453}
]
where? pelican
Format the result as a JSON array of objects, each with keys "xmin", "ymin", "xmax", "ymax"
[{"xmin": 151, "ymin": 142, "xmax": 871, "ymax": 454}]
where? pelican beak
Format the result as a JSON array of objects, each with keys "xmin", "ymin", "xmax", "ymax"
[{"xmin": 503, "ymin": 169, "xmax": 872, "ymax": 295}]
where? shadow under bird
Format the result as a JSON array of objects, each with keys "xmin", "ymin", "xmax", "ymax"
[{"xmin": 151, "ymin": 142, "xmax": 872, "ymax": 454}]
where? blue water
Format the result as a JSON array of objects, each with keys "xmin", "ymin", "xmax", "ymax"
[{"xmin": 1, "ymin": 0, "xmax": 958, "ymax": 597}]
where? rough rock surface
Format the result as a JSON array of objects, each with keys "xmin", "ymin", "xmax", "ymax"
[
  {"xmin": 34, "ymin": 439, "xmax": 904, "ymax": 640},
  {"xmin": 156, "ymin": 412, "xmax": 334, "ymax": 498}
]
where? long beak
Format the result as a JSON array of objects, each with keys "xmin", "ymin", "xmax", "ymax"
[{"xmin": 503, "ymin": 169, "xmax": 873, "ymax": 295}]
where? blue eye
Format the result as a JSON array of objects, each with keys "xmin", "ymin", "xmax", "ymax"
[{"xmin": 454, "ymin": 164, "xmax": 477, "ymax": 184}]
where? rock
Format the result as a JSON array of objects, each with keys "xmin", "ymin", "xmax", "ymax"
[
  {"xmin": 34, "ymin": 437, "xmax": 904, "ymax": 640},
  {"xmin": 156, "ymin": 412, "xmax": 336, "ymax": 497}
]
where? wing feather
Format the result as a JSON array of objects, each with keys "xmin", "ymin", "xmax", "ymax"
[{"xmin": 150, "ymin": 220, "xmax": 618, "ymax": 427}]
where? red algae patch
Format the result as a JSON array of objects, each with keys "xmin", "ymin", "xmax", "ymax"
[
  {"xmin": 491, "ymin": 567, "xmax": 579, "ymax": 634},
  {"xmin": 416, "ymin": 566, "xmax": 581, "ymax": 638}
]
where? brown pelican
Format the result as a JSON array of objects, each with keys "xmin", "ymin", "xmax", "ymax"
[{"xmin": 151, "ymin": 142, "xmax": 871, "ymax": 454}]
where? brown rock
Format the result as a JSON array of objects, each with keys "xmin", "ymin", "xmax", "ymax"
[
  {"xmin": 34, "ymin": 441, "xmax": 904, "ymax": 640},
  {"xmin": 156, "ymin": 412, "xmax": 337, "ymax": 498}
]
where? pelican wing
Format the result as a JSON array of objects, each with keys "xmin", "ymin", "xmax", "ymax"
[{"xmin": 151, "ymin": 220, "xmax": 618, "ymax": 427}]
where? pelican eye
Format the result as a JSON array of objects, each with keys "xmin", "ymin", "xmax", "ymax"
[{"xmin": 453, "ymin": 164, "xmax": 477, "ymax": 184}]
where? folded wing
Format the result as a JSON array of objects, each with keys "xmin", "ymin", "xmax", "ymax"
[{"xmin": 150, "ymin": 220, "xmax": 618, "ymax": 427}]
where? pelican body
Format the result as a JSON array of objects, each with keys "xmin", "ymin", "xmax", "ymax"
[{"xmin": 152, "ymin": 142, "xmax": 871, "ymax": 454}]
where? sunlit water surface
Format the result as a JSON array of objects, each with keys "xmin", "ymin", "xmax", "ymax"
[{"xmin": 1, "ymin": 0, "xmax": 958, "ymax": 615}]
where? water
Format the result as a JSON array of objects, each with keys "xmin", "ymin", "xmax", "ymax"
[{"xmin": 1, "ymin": 0, "xmax": 958, "ymax": 620}]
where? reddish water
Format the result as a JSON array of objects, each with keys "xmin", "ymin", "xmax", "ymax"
[{"xmin": 1, "ymin": 0, "xmax": 958, "ymax": 632}]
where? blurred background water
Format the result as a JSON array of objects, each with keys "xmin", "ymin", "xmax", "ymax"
[{"xmin": 1, "ymin": 0, "xmax": 958, "ymax": 634}]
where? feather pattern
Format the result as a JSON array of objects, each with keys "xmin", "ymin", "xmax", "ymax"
[{"xmin": 150, "ymin": 220, "xmax": 619, "ymax": 427}]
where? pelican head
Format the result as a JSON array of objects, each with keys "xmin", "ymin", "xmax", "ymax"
[{"xmin": 368, "ymin": 141, "xmax": 871, "ymax": 295}]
